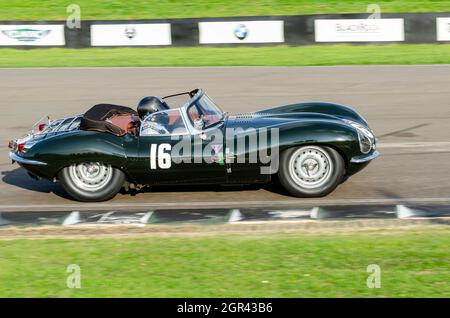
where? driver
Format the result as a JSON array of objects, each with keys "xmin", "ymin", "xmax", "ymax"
[
  {"xmin": 142, "ymin": 112, "xmax": 170, "ymax": 135},
  {"xmin": 137, "ymin": 96, "xmax": 171, "ymax": 135}
]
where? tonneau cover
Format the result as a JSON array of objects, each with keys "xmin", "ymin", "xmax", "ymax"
[{"xmin": 80, "ymin": 104, "xmax": 138, "ymax": 136}]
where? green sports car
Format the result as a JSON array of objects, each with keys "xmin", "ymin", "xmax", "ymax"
[{"xmin": 9, "ymin": 88, "xmax": 378, "ymax": 202}]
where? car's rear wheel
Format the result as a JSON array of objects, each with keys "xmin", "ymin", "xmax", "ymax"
[
  {"xmin": 59, "ymin": 162, "xmax": 125, "ymax": 202},
  {"xmin": 278, "ymin": 145, "xmax": 344, "ymax": 197}
]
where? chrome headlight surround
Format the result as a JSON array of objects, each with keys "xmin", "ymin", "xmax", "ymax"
[{"xmin": 344, "ymin": 119, "xmax": 376, "ymax": 154}]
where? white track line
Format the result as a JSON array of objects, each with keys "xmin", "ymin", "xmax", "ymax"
[
  {"xmin": 1, "ymin": 65, "xmax": 450, "ymax": 71},
  {"xmin": 377, "ymin": 141, "xmax": 450, "ymax": 149},
  {"xmin": 1, "ymin": 197, "xmax": 450, "ymax": 211}
]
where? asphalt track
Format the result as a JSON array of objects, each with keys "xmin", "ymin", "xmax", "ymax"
[{"xmin": 1, "ymin": 65, "xmax": 449, "ymax": 212}]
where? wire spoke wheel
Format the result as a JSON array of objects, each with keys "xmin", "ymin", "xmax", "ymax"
[
  {"xmin": 68, "ymin": 162, "xmax": 113, "ymax": 192},
  {"xmin": 288, "ymin": 146, "xmax": 334, "ymax": 189},
  {"xmin": 60, "ymin": 162, "xmax": 125, "ymax": 202}
]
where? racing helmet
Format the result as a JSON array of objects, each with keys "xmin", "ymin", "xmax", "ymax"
[{"xmin": 137, "ymin": 96, "xmax": 169, "ymax": 119}]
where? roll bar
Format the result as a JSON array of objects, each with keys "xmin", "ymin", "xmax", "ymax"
[{"xmin": 162, "ymin": 88, "xmax": 200, "ymax": 100}]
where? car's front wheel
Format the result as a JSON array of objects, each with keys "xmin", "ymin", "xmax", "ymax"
[
  {"xmin": 278, "ymin": 145, "xmax": 344, "ymax": 197},
  {"xmin": 59, "ymin": 162, "xmax": 125, "ymax": 202}
]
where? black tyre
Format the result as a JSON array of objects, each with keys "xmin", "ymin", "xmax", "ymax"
[
  {"xmin": 59, "ymin": 162, "xmax": 125, "ymax": 202},
  {"xmin": 278, "ymin": 145, "xmax": 345, "ymax": 197}
]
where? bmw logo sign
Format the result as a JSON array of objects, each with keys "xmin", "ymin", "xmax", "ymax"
[{"xmin": 234, "ymin": 24, "xmax": 249, "ymax": 40}]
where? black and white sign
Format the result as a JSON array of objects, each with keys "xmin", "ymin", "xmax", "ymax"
[
  {"xmin": 90, "ymin": 24, "xmax": 172, "ymax": 46},
  {"xmin": 315, "ymin": 19, "xmax": 404, "ymax": 42},
  {"xmin": 436, "ymin": 17, "xmax": 450, "ymax": 41},
  {"xmin": 0, "ymin": 24, "xmax": 65, "ymax": 46},
  {"xmin": 198, "ymin": 21, "xmax": 284, "ymax": 44}
]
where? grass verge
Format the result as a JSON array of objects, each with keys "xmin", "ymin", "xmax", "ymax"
[
  {"xmin": 1, "ymin": 0, "xmax": 449, "ymax": 20},
  {"xmin": 1, "ymin": 44, "xmax": 450, "ymax": 68},
  {"xmin": 0, "ymin": 228, "xmax": 448, "ymax": 297}
]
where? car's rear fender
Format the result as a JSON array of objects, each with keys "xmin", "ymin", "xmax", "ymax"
[{"xmin": 18, "ymin": 130, "xmax": 129, "ymax": 180}]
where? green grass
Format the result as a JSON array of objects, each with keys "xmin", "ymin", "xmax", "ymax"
[
  {"xmin": 2, "ymin": 1, "xmax": 449, "ymax": 68},
  {"xmin": 1, "ymin": 0, "xmax": 449, "ymax": 20},
  {"xmin": 1, "ymin": 44, "xmax": 450, "ymax": 68},
  {"xmin": 0, "ymin": 229, "xmax": 449, "ymax": 297}
]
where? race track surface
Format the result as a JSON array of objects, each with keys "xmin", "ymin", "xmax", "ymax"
[{"xmin": 1, "ymin": 65, "xmax": 449, "ymax": 211}]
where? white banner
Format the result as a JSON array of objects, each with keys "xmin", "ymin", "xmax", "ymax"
[
  {"xmin": 91, "ymin": 24, "xmax": 172, "ymax": 46},
  {"xmin": 199, "ymin": 21, "xmax": 284, "ymax": 44},
  {"xmin": 437, "ymin": 17, "xmax": 450, "ymax": 41},
  {"xmin": 0, "ymin": 25, "xmax": 65, "ymax": 46},
  {"xmin": 315, "ymin": 19, "xmax": 404, "ymax": 42}
]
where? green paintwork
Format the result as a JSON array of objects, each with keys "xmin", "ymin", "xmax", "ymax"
[{"xmin": 11, "ymin": 90, "xmax": 377, "ymax": 186}]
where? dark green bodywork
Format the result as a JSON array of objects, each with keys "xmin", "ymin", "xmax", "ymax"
[{"xmin": 14, "ymin": 100, "xmax": 375, "ymax": 186}]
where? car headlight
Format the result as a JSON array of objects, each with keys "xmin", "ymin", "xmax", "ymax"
[{"xmin": 343, "ymin": 119, "xmax": 375, "ymax": 154}]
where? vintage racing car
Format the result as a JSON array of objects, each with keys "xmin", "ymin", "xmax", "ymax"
[{"xmin": 8, "ymin": 88, "xmax": 378, "ymax": 202}]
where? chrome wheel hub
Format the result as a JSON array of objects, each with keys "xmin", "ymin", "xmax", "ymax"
[
  {"xmin": 68, "ymin": 162, "xmax": 113, "ymax": 192},
  {"xmin": 289, "ymin": 146, "xmax": 333, "ymax": 189}
]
